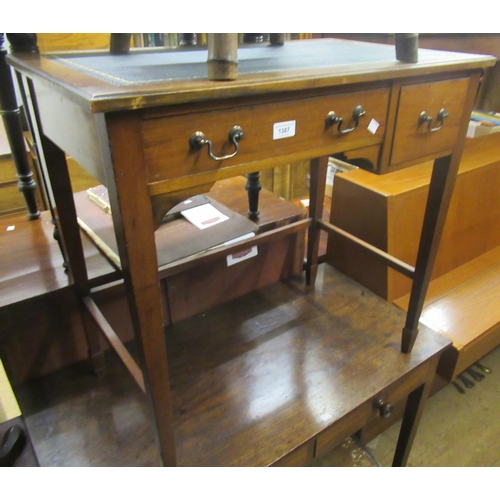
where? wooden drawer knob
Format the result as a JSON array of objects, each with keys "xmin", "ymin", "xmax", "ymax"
[{"xmin": 374, "ymin": 397, "xmax": 394, "ymax": 418}]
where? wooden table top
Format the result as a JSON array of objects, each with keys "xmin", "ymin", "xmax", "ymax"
[
  {"xmin": 7, "ymin": 38, "xmax": 496, "ymax": 113},
  {"xmin": 165, "ymin": 263, "xmax": 450, "ymax": 466}
]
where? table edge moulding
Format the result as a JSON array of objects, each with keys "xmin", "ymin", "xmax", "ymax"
[{"xmin": 5, "ymin": 35, "xmax": 495, "ymax": 466}]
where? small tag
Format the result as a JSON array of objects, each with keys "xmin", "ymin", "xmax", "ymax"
[
  {"xmin": 367, "ymin": 119, "xmax": 380, "ymax": 135},
  {"xmin": 6, "ymin": 226, "xmax": 15, "ymax": 231},
  {"xmin": 273, "ymin": 120, "xmax": 296, "ymax": 140},
  {"xmin": 227, "ymin": 246, "xmax": 258, "ymax": 266}
]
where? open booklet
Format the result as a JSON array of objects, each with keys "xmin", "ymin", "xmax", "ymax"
[{"xmin": 76, "ymin": 185, "xmax": 259, "ymax": 269}]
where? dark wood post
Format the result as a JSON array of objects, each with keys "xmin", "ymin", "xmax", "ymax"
[
  {"xmin": 7, "ymin": 34, "xmax": 68, "ymax": 266},
  {"xmin": 0, "ymin": 33, "xmax": 40, "ymax": 219},
  {"xmin": 110, "ymin": 34, "xmax": 131, "ymax": 54},
  {"xmin": 395, "ymin": 33, "xmax": 419, "ymax": 63},
  {"xmin": 245, "ymin": 172, "xmax": 262, "ymax": 219},
  {"xmin": 269, "ymin": 34, "xmax": 285, "ymax": 46},
  {"xmin": 179, "ymin": 34, "xmax": 197, "ymax": 46},
  {"xmin": 207, "ymin": 33, "xmax": 238, "ymax": 80}
]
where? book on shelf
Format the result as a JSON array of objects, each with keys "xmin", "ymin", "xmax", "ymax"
[
  {"xmin": 87, "ymin": 185, "xmax": 111, "ymax": 214},
  {"xmin": 470, "ymin": 110, "xmax": 500, "ymax": 126}
]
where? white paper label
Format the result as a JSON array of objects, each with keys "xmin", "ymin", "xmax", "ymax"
[
  {"xmin": 367, "ymin": 119, "xmax": 380, "ymax": 135},
  {"xmin": 181, "ymin": 203, "xmax": 229, "ymax": 230},
  {"xmin": 227, "ymin": 246, "xmax": 258, "ymax": 266},
  {"xmin": 273, "ymin": 120, "xmax": 296, "ymax": 140}
]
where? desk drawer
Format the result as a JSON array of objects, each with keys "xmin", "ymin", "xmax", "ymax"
[
  {"xmin": 390, "ymin": 78, "xmax": 469, "ymax": 166},
  {"xmin": 271, "ymin": 441, "xmax": 313, "ymax": 467},
  {"xmin": 142, "ymin": 88, "xmax": 389, "ymax": 184},
  {"xmin": 314, "ymin": 359, "xmax": 432, "ymax": 458}
]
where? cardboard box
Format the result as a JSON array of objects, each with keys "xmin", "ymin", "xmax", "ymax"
[{"xmin": 325, "ymin": 158, "xmax": 358, "ymax": 197}]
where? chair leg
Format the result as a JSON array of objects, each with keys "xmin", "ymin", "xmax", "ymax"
[{"xmin": 0, "ymin": 35, "xmax": 40, "ymax": 220}]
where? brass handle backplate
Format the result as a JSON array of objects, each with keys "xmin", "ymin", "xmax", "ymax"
[
  {"xmin": 189, "ymin": 125, "xmax": 244, "ymax": 161},
  {"xmin": 419, "ymin": 108, "xmax": 449, "ymax": 132},
  {"xmin": 326, "ymin": 105, "xmax": 366, "ymax": 135}
]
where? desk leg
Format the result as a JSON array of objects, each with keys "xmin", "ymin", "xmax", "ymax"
[
  {"xmin": 402, "ymin": 154, "xmax": 457, "ymax": 353},
  {"xmin": 103, "ymin": 112, "xmax": 177, "ymax": 466},
  {"xmin": 306, "ymin": 156, "xmax": 328, "ymax": 285},
  {"xmin": 14, "ymin": 71, "xmax": 105, "ymax": 373},
  {"xmin": 402, "ymin": 71, "xmax": 481, "ymax": 353},
  {"xmin": 392, "ymin": 357, "xmax": 437, "ymax": 466},
  {"xmin": 36, "ymin": 135, "xmax": 105, "ymax": 373}
]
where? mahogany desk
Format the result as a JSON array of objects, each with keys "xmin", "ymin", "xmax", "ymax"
[{"xmin": 7, "ymin": 38, "xmax": 494, "ymax": 466}]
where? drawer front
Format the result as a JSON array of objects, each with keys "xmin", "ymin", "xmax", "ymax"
[
  {"xmin": 390, "ymin": 78, "xmax": 469, "ymax": 166},
  {"xmin": 315, "ymin": 400, "xmax": 372, "ymax": 458},
  {"xmin": 314, "ymin": 359, "xmax": 432, "ymax": 458},
  {"xmin": 271, "ymin": 441, "xmax": 313, "ymax": 467},
  {"xmin": 142, "ymin": 88, "xmax": 389, "ymax": 185}
]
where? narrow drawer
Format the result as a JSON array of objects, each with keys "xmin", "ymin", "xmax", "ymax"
[
  {"xmin": 271, "ymin": 441, "xmax": 313, "ymax": 467},
  {"xmin": 142, "ymin": 88, "xmax": 389, "ymax": 184},
  {"xmin": 314, "ymin": 359, "xmax": 432, "ymax": 458},
  {"xmin": 390, "ymin": 78, "xmax": 469, "ymax": 166}
]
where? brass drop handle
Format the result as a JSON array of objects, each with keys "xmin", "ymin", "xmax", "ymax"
[
  {"xmin": 419, "ymin": 108, "xmax": 449, "ymax": 132},
  {"xmin": 325, "ymin": 105, "xmax": 366, "ymax": 135},
  {"xmin": 189, "ymin": 125, "xmax": 244, "ymax": 161},
  {"xmin": 374, "ymin": 397, "xmax": 394, "ymax": 418}
]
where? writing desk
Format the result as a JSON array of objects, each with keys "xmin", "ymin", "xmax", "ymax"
[{"xmin": 7, "ymin": 38, "xmax": 494, "ymax": 466}]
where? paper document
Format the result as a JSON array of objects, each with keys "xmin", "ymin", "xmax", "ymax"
[{"xmin": 181, "ymin": 203, "xmax": 229, "ymax": 230}]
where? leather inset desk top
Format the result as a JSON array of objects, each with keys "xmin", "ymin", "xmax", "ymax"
[
  {"xmin": 48, "ymin": 39, "xmax": 406, "ymax": 85},
  {"xmin": 46, "ymin": 38, "xmax": 489, "ymax": 86}
]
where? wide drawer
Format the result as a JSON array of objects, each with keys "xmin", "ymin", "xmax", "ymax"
[
  {"xmin": 141, "ymin": 87, "xmax": 389, "ymax": 184},
  {"xmin": 390, "ymin": 78, "xmax": 469, "ymax": 166}
]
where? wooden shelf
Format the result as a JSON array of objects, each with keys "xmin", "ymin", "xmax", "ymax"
[{"xmin": 163, "ymin": 264, "xmax": 449, "ymax": 466}]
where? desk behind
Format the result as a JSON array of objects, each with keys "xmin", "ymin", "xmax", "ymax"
[{"xmin": 6, "ymin": 38, "xmax": 494, "ymax": 466}]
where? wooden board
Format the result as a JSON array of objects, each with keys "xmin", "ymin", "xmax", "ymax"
[{"xmin": 394, "ymin": 246, "xmax": 500, "ymax": 379}]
